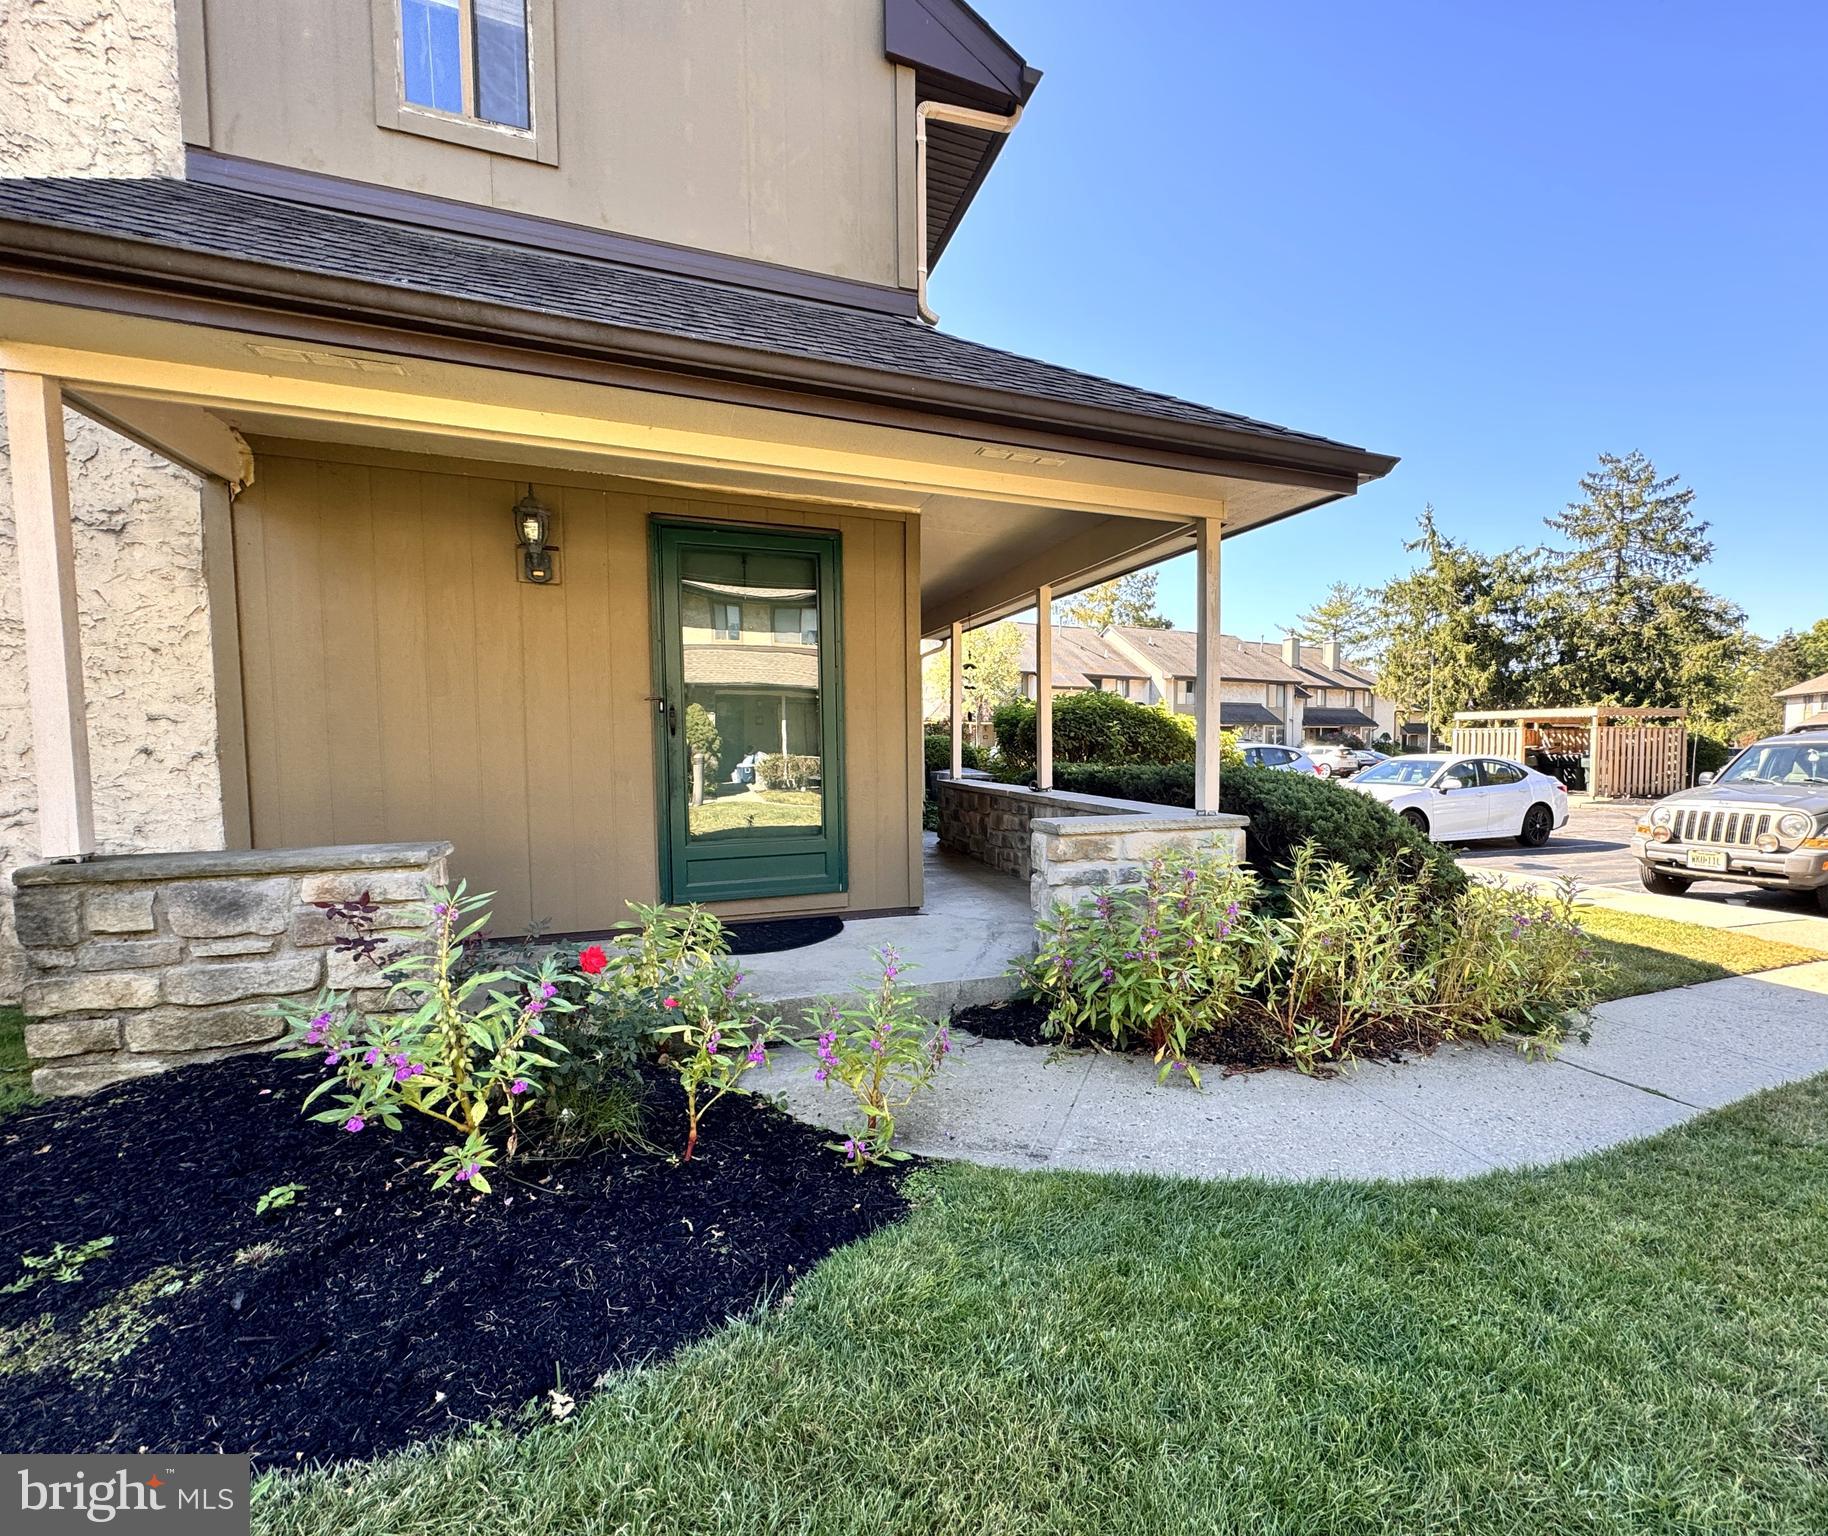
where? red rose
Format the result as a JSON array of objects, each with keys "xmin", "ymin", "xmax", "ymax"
[{"xmin": 578, "ymin": 944, "xmax": 608, "ymax": 976}]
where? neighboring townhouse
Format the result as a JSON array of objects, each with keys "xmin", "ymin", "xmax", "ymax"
[
  {"xmin": 0, "ymin": 0, "xmax": 1396, "ymax": 1076},
  {"xmin": 1102, "ymin": 626, "xmax": 1308, "ymax": 742},
  {"xmin": 1257, "ymin": 638, "xmax": 1391, "ymax": 743},
  {"xmin": 1010, "ymin": 622, "xmax": 1149, "ymax": 702},
  {"xmin": 1776, "ymin": 672, "xmax": 1828, "ymax": 731}
]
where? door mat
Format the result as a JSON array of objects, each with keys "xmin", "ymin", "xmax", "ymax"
[{"xmin": 722, "ymin": 915, "xmax": 843, "ymax": 954}]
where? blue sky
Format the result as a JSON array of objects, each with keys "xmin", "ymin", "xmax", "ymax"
[{"xmin": 935, "ymin": 1, "xmax": 1828, "ymax": 643}]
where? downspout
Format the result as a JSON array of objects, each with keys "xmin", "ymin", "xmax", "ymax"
[{"xmin": 916, "ymin": 100, "xmax": 1024, "ymax": 326}]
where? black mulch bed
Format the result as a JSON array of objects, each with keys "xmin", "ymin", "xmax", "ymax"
[
  {"xmin": 952, "ymin": 998, "xmax": 1399, "ymax": 1073},
  {"xmin": 722, "ymin": 914, "xmax": 844, "ymax": 954},
  {"xmin": 0, "ymin": 1053, "xmax": 908, "ymax": 1466}
]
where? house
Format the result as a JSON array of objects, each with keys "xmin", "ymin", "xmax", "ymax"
[
  {"xmin": 1010, "ymin": 623, "xmax": 1150, "ymax": 702},
  {"xmin": 1099, "ymin": 626, "xmax": 1307, "ymax": 742},
  {"xmin": 1776, "ymin": 673, "xmax": 1828, "ymax": 732},
  {"xmin": 0, "ymin": 0, "xmax": 1394, "ymax": 1086},
  {"xmin": 1252, "ymin": 637, "xmax": 1394, "ymax": 744}
]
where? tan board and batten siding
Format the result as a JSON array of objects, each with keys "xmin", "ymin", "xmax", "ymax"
[{"xmin": 231, "ymin": 444, "xmax": 922, "ymax": 934}]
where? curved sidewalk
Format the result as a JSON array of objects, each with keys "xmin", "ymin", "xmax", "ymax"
[{"xmin": 753, "ymin": 961, "xmax": 1828, "ymax": 1181}]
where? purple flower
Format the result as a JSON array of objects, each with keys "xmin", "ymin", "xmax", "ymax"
[
  {"xmin": 1101, "ymin": 966, "xmax": 1115, "ymax": 981},
  {"xmin": 363, "ymin": 1047, "xmax": 381, "ymax": 1066},
  {"xmin": 541, "ymin": 981, "xmax": 558, "ymax": 999},
  {"xmin": 529, "ymin": 1022, "xmax": 543, "ymax": 1035},
  {"xmin": 455, "ymin": 1161, "xmax": 480, "ymax": 1182},
  {"xmin": 812, "ymin": 1066, "xmax": 829, "ymax": 1083},
  {"xmin": 509, "ymin": 1079, "xmax": 529, "ymax": 1095},
  {"xmin": 527, "ymin": 998, "xmax": 547, "ymax": 1015},
  {"xmin": 344, "ymin": 1116, "xmax": 365, "ymax": 1133},
  {"xmin": 1226, "ymin": 902, "xmax": 1240, "ymax": 919},
  {"xmin": 868, "ymin": 1037, "xmax": 885, "ymax": 1054},
  {"xmin": 325, "ymin": 1051, "xmax": 341, "ymax": 1066},
  {"xmin": 816, "ymin": 1031, "xmax": 838, "ymax": 1065},
  {"xmin": 313, "ymin": 1011, "xmax": 333, "ymax": 1028},
  {"xmin": 843, "ymin": 1138, "xmax": 861, "ymax": 1163},
  {"xmin": 747, "ymin": 1042, "xmax": 767, "ymax": 1065},
  {"xmin": 705, "ymin": 1031, "xmax": 722, "ymax": 1055},
  {"xmin": 936, "ymin": 1027, "xmax": 952, "ymax": 1056},
  {"xmin": 433, "ymin": 902, "xmax": 448, "ymax": 917},
  {"xmin": 389, "ymin": 1053, "xmax": 408, "ymax": 1068}
]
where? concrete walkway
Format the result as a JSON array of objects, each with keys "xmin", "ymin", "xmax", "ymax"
[
  {"xmin": 752, "ymin": 960, "xmax": 1828, "ymax": 1181},
  {"xmin": 742, "ymin": 837, "xmax": 1033, "ymax": 1024}
]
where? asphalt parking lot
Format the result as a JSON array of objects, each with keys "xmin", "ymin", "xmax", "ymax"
[{"xmin": 1453, "ymin": 799, "xmax": 1827, "ymax": 917}]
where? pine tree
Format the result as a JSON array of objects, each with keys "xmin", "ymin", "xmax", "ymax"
[{"xmin": 1297, "ymin": 581, "xmax": 1375, "ymax": 653}]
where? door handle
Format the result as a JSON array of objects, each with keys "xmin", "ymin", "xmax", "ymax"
[{"xmin": 668, "ymin": 702, "xmax": 679, "ymax": 737}]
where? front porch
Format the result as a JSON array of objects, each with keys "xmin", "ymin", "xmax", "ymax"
[{"xmin": 742, "ymin": 834, "xmax": 1035, "ymax": 1024}]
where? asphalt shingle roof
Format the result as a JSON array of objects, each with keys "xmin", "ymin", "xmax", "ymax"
[{"xmin": 0, "ymin": 177, "xmax": 1368, "ymax": 456}]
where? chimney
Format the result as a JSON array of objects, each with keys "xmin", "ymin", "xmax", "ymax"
[
  {"xmin": 1320, "ymin": 640, "xmax": 1340, "ymax": 671},
  {"xmin": 1281, "ymin": 635, "xmax": 1302, "ymax": 668}
]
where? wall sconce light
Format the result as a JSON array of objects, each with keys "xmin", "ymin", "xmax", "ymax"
[{"xmin": 512, "ymin": 486, "xmax": 558, "ymax": 584}]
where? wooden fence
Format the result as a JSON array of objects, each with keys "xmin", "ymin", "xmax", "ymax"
[{"xmin": 1593, "ymin": 723, "xmax": 1688, "ymax": 799}]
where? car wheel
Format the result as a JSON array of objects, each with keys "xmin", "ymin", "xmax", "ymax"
[
  {"xmin": 1315, "ymin": 762, "xmax": 1331, "ymax": 778},
  {"xmin": 1816, "ymin": 886, "xmax": 1828, "ymax": 916},
  {"xmin": 1400, "ymin": 808, "xmax": 1430, "ymax": 838},
  {"xmin": 1640, "ymin": 866, "xmax": 1693, "ymax": 897},
  {"xmin": 1516, "ymin": 803, "xmax": 1555, "ymax": 847}
]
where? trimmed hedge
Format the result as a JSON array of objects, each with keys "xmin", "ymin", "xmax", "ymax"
[
  {"xmin": 993, "ymin": 691, "xmax": 1194, "ymax": 772},
  {"xmin": 1049, "ymin": 761, "xmax": 1466, "ymax": 905}
]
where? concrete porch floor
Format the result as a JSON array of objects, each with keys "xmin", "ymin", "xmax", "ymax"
[{"xmin": 741, "ymin": 834, "xmax": 1035, "ymax": 1023}]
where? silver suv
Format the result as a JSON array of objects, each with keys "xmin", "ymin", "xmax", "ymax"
[{"xmin": 1633, "ymin": 729, "xmax": 1828, "ymax": 911}]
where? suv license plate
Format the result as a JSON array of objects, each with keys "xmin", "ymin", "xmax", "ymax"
[{"xmin": 1686, "ymin": 848, "xmax": 1729, "ymax": 872}]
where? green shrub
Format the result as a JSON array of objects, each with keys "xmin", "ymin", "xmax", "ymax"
[
  {"xmin": 923, "ymin": 728, "xmax": 983, "ymax": 772},
  {"xmin": 993, "ymin": 691, "xmax": 1195, "ymax": 772},
  {"xmin": 755, "ymin": 753, "xmax": 820, "ymax": 790},
  {"xmin": 1222, "ymin": 765, "xmax": 1465, "ymax": 906},
  {"xmin": 1045, "ymin": 762, "xmax": 1465, "ymax": 906}
]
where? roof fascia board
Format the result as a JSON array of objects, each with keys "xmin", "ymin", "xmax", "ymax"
[{"xmin": 884, "ymin": 0, "xmax": 1035, "ymax": 109}]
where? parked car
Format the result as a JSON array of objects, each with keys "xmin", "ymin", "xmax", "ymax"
[
  {"xmin": 1306, "ymin": 744, "xmax": 1361, "ymax": 778},
  {"xmin": 1241, "ymin": 743, "xmax": 1320, "ymax": 775},
  {"xmin": 1344, "ymin": 753, "xmax": 1569, "ymax": 846},
  {"xmin": 1631, "ymin": 730, "xmax": 1828, "ymax": 910},
  {"xmin": 1352, "ymin": 748, "xmax": 1389, "ymax": 771}
]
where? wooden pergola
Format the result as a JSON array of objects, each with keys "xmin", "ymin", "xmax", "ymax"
[{"xmin": 1452, "ymin": 706, "xmax": 1689, "ymax": 799}]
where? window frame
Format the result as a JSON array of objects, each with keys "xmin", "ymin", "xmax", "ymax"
[{"xmin": 372, "ymin": 0, "xmax": 559, "ymax": 164}]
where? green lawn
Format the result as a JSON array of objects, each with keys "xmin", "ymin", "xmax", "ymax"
[
  {"xmin": 688, "ymin": 788, "xmax": 823, "ymax": 837},
  {"xmin": 0, "ymin": 1007, "xmax": 35, "ymax": 1122},
  {"xmin": 1582, "ymin": 906, "xmax": 1824, "ymax": 1001},
  {"xmin": 256, "ymin": 1075, "xmax": 1828, "ymax": 1535}
]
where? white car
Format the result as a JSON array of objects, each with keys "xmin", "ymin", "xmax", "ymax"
[
  {"xmin": 1241, "ymin": 743, "xmax": 1320, "ymax": 775},
  {"xmin": 1305, "ymin": 744, "xmax": 1361, "ymax": 778},
  {"xmin": 1344, "ymin": 753, "xmax": 1569, "ymax": 846}
]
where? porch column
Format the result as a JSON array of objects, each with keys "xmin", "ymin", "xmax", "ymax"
[
  {"xmin": 1193, "ymin": 515, "xmax": 1223, "ymax": 812},
  {"xmin": 1035, "ymin": 584, "xmax": 1053, "ymax": 791},
  {"xmin": 4, "ymin": 372, "xmax": 95, "ymax": 858},
  {"xmin": 948, "ymin": 619, "xmax": 964, "ymax": 779}
]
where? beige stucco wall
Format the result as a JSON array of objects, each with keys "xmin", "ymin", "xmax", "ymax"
[
  {"xmin": 0, "ymin": 403, "xmax": 226, "ymax": 1003},
  {"xmin": 0, "ymin": 0, "xmax": 222, "ymax": 1003},
  {"xmin": 190, "ymin": 0, "xmax": 909, "ymax": 287},
  {"xmin": 0, "ymin": 0, "xmax": 184, "ymax": 175}
]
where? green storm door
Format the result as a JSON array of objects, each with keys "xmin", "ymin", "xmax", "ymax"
[{"xmin": 651, "ymin": 521, "xmax": 846, "ymax": 904}]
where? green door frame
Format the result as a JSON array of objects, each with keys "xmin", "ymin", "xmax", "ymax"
[{"xmin": 650, "ymin": 520, "xmax": 847, "ymax": 904}]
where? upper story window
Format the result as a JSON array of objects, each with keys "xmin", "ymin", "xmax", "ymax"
[
  {"xmin": 712, "ymin": 602, "xmax": 743, "ymax": 641},
  {"xmin": 374, "ymin": 0, "xmax": 558, "ymax": 163},
  {"xmin": 773, "ymin": 606, "xmax": 818, "ymax": 646},
  {"xmin": 403, "ymin": 0, "xmax": 530, "ymax": 128}
]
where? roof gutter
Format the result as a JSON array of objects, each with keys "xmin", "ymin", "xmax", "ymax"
[{"xmin": 915, "ymin": 99, "xmax": 1022, "ymax": 325}]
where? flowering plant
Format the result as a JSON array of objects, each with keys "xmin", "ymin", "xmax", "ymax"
[
  {"xmin": 652, "ymin": 954, "xmax": 778, "ymax": 1161},
  {"xmin": 806, "ymin": 946, "xmax": 949, "ymax": 1167},
  {"xmin": 277, "ymin": 883, "xmax": 569, "ymax": 1192},
  {"xmin": 1025, "ymin": 852, "xmax": 1265, "ymax": 1084}
]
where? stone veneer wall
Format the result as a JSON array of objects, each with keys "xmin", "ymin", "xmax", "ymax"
[
  {"xmin": 0, "ymin": 0, "xmax": 210, "ymax": 1005},
  {"xmin": 13, "ymin": 842, "xmax": 451, "ymax": 1095},
  {"xmin": 1028, "ymin": 813, "xmax": 1248, "ymax": 916},
  {"xmin": 932, "ymin": 777, "xmax": 1249, "ymax": 915}
]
